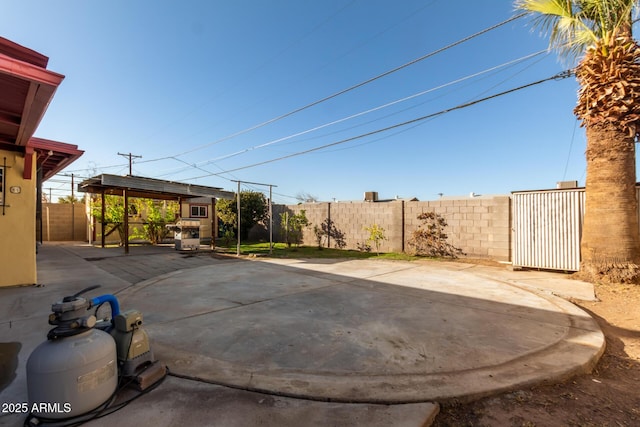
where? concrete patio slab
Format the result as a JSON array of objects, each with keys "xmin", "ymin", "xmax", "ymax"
[
  {"xmin": 0, "ymin": 243, "xmax": 603, "ymax": 426},
  {"xmin": 116, "ymin": 257, "xmax": 603, "ymax": 404}
]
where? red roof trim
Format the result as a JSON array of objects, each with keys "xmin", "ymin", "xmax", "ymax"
[
  {"xmin": 29, "ymin": 137, "xmax": 83, "ymax": 155},
  {"xmin": 27, "ymin": 137, "xmax": 84, "ymax": 180},
  {"xmin": 0, "ymin": 52, "xmax": 64, "ymax": 87},
  {"xmin": 0, "ymin": 38, "xmax": 80, "ymax": 180},
  {"xmin": 0, "ymin": 36, "xmax": 49, "ymax": 68}
]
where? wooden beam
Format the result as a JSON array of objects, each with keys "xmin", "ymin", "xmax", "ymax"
[{"xmin": 23, "ymin": 146, "xmax": 33, "ymax": 179}]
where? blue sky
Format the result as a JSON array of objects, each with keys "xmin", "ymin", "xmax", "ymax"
[{"xmin": 3, "ymin": 1, "xmax": 590, "ymax": 203}]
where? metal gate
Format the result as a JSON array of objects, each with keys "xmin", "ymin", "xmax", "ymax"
[{"xmin": 512, "ymin": 189, "xmax": 585, "ymax": 271}]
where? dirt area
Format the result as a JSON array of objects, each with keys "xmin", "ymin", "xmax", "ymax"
[{"xmin": 433, "ymin": 281, "xmax": 640, "ymax": 426}]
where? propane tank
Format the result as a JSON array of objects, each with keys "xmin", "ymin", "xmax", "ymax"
[{"xmin": 26, "ymin": 286, "xmax": 118, "ymax": 419}]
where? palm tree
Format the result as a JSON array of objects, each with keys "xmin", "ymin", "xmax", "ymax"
[
  {"xmin": 57, "ymin": 195, "xmax": 83, "ymax": 204},
  {"xmin": 516, "ymin": 0, "xmax": 640, "ymax": 283}
]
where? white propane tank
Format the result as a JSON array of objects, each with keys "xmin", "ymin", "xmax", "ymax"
[{"xmin": 26, "ymin": 328, "xmax": 117, "ymax": 419}]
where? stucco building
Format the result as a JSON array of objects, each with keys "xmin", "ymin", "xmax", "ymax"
[{"xmin": 0, "ymin": 37, "xmax": 83, "ymax": 287}]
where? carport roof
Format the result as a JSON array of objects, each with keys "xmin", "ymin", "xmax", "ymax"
[{"xmin": 77, "ymin": 174, "xmax": 234, "ymax": 200}]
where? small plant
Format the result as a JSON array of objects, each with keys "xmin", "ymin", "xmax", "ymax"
[
  {"xmin": 280, "ymin": 210, "xmax": 310, "ymax": 248},
  {"xmin": 138, "ymin": 199, "xmax": 179, "ymax": 244},
  {"xmin": 364, "ymin": 224, "xmax": 386, "ymax": 255},
  {"xmin": 408, "ymin": 212, "xmax": 464, "ymax": 258},
  {"xmin": 222, "ymin": 229, "xmax": 235, "ymax": 246}
]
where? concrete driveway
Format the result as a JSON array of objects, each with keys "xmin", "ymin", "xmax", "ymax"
[{"xmin": 0, "ymin": 243, "xmax": 603, "ymax": 426}]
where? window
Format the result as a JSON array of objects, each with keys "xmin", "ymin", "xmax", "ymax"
[{"xmin": 190, "ymin": 205, "xmax": 207, "ymax": 218}]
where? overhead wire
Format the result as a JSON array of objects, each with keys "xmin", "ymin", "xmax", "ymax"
[
  {"xmin": 63, "ymin": 1, "xmax": 443, "ymax": 178},
  {"xmin": 169, "ymin": 155, "xmax": 299, "ymax": 202},
  {"xmin": 183, "ymin": 70, "xmax": 574, "ymax": 180},
  {"xmin": 61, "ymin": 12, "xmax": 529, "ymax": 184},
  {"xmin": 136, "ymin": 0, "xmax": 359, "ymax": 148},
  {"xmin": 563, "ymin": 119, "xmax": 579, "ymax": 180},
  {"xmin": 322, "ymin": 53, "xmax": 554, "ymax": 155},
  {"xmin": 126, "ymin": 12, "xmax": 528, "ymax": 166},
  {"xmin": 329, "ymin": 51, "xmax": 557, "ymax": 166},
  {"xmin": 188, "ymin": 50, "xmax": 549, "ymax": 167},
  {"xmin": 176, "ymin": 0, "xmax": 442, "ymax": 149},
  {"xmin": 153, "ymin": 48, "xmax": 549, "ymax": 178}
]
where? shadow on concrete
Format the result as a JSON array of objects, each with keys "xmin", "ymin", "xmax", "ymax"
[
  {"xmin": 109, "ymin": 255, "xmax": 604, "ymax": 404},
  {"xmin": 0, "ymin": 243, "xmax": 605, "ymax": 427},
  {"xmin": 0, "ymin": 342, "xmax": 21, "ymax": 393}
]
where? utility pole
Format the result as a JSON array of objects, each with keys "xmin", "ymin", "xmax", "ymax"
[{"xmin": 117, "ymin": 152, "xmax": 142, "ymax": 176}]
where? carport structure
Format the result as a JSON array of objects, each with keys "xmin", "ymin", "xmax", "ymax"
[{"xmin": 78, "ymin": 174, "xmax": 234, "ymax": 253}]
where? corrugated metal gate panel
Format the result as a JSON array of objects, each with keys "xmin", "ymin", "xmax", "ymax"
[{"xmin": 512, "ymin": 189, "xmax": 585, "ymax": 271}]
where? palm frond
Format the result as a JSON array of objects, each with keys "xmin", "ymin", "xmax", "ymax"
[
  {"xmin": 516, "ymin": 0, "xmax": 596, "ymax": 61},
  {"xmin": 515, "ymin": 0, "xmax": 640, "ymax": 60}
]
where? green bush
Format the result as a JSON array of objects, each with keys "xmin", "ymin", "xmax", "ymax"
[{"xmin": 280, "ymin": 210, "xmax": 310, "ymax": 247}]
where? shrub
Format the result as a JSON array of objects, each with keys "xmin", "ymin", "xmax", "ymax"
[
  {"xmin": 408, "ymin": 212, "xmax": 464, "ymax": 258},
  {"xmin": 364, "ymin": 224, "xmax": 386, "ymax": 255},
  {"xmin": 136, "ymin": 199, "xmax": 179, "ymax": 244},
  {"xmin": 280, "ymin": 210, "xmax": 310, "ymax": 247},
  {"xmin": 222, "ymin": 229, "xmax": 235, "ymax": 247}
]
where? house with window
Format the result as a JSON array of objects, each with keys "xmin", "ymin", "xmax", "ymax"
[
  {"xmin": 0, "ymin": 37, "xmax": 83, "ymax": 287},
  {"xmin": 181, "ymin": 197, "xmax": 217, "ymax": 241}
]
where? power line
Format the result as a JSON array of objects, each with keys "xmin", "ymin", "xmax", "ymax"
[
  {"xmin": 184, "ymin": 70, "xmax": 573, "ymax": 180},
  {"xmin": 321, "ymin": 54, "xmax": 555, "ymax": 155},
  {"xmin": 160, "ymin": 49, "xmax": 549, "ymax": 175},
  {"xmin": 168, "ymin": 0, "xmax": 440, "ymax": 151},
  {"xmin": 563, "ymin": 119, "xmax": 580, "ymax": 180},
  {"xmin": 62, "ymin": 13, "xmax": 527, "ymax": 177},
  {"xmin": 135, "ymin": 0, "xmax": 359, "ymax": 148},
  {"xmin": 129, "ymin": 13, "xmax": 527, "ymax": 166}
]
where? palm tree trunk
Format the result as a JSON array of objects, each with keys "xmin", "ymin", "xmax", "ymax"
[{"xmin": 580, "ymin": 121, "xmax": 640, "ymax": 282}]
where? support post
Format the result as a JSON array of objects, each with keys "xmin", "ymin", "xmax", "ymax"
[
  {"xmin": 327, "ymin": 202, "xmax": 331, "ymax": 249},
  {"xmin": 71, "ymin": 174, "xmax": 75, "ymax": 241},
  {"xmin": 236, "ymin": 180, "xmax": 241, "ymax": 256},
  {"xmin": 123, "ymin": 189, "xmax": 129, "ymax": 254},
  {"xmin": 101, "ymin": 191, "xmax": 106, "ymax": 248},
  {"xmin": 211, "ymin": 197, "xmax": 216, "ymax": 249},
  {"xmin": 230, "ymin": 179, "xmax": 277, "ymax": 256},
  {"xmin": 401, "ymin": 200, "xmax": 405, "ymax": 253},
  {"xmin": 269, "ymin": 185, "xmax": 273, "ymax": 255}
]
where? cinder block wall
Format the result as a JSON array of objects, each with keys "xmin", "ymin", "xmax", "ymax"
[
  {"xmin": 253, "ymin": 196, "xmax": 511, "ymax": 261},
  {"xmin": 41, "ymin": 203, "xmax": 87, "ymax": 241},
  {"xmin": 403, "ymin": 197, "xmax": 511, "ymax": 260},
  {"xmin": 284, "ymin": 202, "xmax": 404, "ymax": 253}
]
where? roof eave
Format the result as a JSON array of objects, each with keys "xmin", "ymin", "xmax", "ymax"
[{"xmin": 0, "ymin": 53, "xmax": 65, "ymax": 147}]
